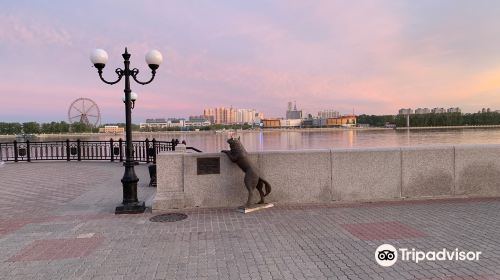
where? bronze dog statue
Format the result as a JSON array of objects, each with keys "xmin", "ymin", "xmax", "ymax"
[{"xmin": 222, "ymin": 137, "xmax": 271, "ymax": 206}]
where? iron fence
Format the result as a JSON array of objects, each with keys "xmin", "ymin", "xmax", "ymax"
[{"xmin": 0, "ymin": 138, "xmax": 200, "ymax": 163}]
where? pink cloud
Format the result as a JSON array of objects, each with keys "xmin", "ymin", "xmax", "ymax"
[
  {"xmin": 0, "ymin": 14, "xmax": 72, "ymax": 46},
  {"xmin": 2, "ymin": 1, "xmax": 500, "ymax": 123}
]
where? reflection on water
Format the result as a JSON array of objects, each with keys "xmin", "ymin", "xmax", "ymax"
[{"xmin": 13, "ymin": 128, "xmax": 500, "ymax": 152}]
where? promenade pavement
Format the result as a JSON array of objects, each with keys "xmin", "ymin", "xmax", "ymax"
[{"xmin": 0, "ymin": 162, "xmax": 499, "ymax": 280}]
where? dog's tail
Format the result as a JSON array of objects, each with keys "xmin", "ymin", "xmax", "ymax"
[{"xmin": 260, "ymin": 178, "xmax": 272, "ymax": 197}]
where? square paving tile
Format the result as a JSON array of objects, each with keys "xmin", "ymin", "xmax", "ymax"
[
  {"xmin": 341, "ymin": 221, "xmax": 427, "ymax": 240},
  {"xmin": 421, "ymin": 275, "xmax": 500, "ymax": 280}
]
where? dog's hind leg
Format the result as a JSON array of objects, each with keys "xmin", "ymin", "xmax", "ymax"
[
  {"xmin": 256, "ymin": 180, "xmax": 265, "ymax": 204},
  {"xmin": 245, "ymin": 188, "xmax": 254, "ymax": 206},
  {"xmin": 244, "ymin": 172, "xmax": 259, "ymax": 206}
]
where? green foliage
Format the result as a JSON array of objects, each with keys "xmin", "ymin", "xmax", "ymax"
[
  {"xmin": 354, "ymin": 112, "xmax": 500, "ymax": 127},
  {"xmin": 70, "ymin": 122, "xmax": 92, "ymax": 133},
  {"xmin": 0, "ymin": 122, "xmax": 23, "ymax": 135},
  {"xmin": 394, "ymin": 112, "xmax": 500, "ymax": 127},
  {"xmin": 139, "ymin": 126, "xmax": 181, "ymax": 132},
  {"xmin": 357, "ymin": 115, "xmax": 396, "ymax": 127},
  {"xmin": 0, "ymin": 121, "xmax": 143, "ymax": 135},
  {"xmin": 40, "ymin": 121, "xmax": 70, "ymax": 134},
  {"xmin": 22, "ymin": 122, "xmax": 41, "ymax": 134}
]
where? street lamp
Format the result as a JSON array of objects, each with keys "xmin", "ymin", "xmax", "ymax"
[
  {"xmin": 123, "ymin": 92, "xmax": 138, "ymax": 109},
  {"xmin": 90, "ymin": 47, "xmax": 163, "ymax": 214}
]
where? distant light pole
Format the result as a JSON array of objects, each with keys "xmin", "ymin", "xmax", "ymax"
[{"xmin": 90, "ymin": 47, "xmax": 163, "ymax": 214}]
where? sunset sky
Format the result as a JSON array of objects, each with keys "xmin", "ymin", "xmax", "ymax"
[{"xmin": 2, "ymin": 0, "xmax": 500, "ymax": 123}]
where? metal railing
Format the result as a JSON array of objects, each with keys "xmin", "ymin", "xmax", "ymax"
[{"xmin": 0, "ymin": 138, "xmax": 201, "ymax": 163}]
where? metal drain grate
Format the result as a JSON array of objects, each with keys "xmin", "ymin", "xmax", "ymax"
[{"xmin": 150, "ymin": 213, "xmax": 188, "ymax": 223}]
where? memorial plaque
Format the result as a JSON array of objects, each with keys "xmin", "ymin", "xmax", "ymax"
[{"xmin": 197, "ymin": 157, "xmax": 220, "ymax": 175}]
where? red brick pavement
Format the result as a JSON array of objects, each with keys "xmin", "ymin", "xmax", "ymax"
[
  {"xmin": 8, "ymin": 235, "xmax": 104, "ymax": 262},
  {"xmin": 0, "ymin": 214, "xmax": 112, "ymax": 237},
  {"xmin": 0, "ymin": 218, "xmax": 36, "ymax": 236}
]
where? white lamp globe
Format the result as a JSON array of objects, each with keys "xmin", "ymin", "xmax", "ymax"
[
  {"xmin": 131, "ymin": 91, "xmax": 138, "ymax": 101},
  {"xmin": 90, "ymin": 49, "xmax": 108, "ymax": 67},
  {"xmin": 122, "ymin": 92, "xmax": 138, "ymax": 102},
  {"xmin": 145, "ymin": 49, "xmax": 163, "ymax": 69}
]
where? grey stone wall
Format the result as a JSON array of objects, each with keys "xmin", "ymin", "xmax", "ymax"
[{"xmin": 153, "ymin": 144, "xmax": 500, "ymax": 210}]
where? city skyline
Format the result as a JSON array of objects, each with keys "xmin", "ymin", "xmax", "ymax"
[{"xmin": 2, "ymin": 1, "xmax": 500, "ymax": 123}]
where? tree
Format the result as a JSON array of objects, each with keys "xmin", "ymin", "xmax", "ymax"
[
  {"xmin": 0, "ymin": 122, "xmax": 22, "ymax": 135},
  {"xmin": 22, "ymin": 122, "xmax": 40, "ymax": 134},
  {"xmin": 357, "ymin": 115, "xmax": 396, "ymax": 127},
  {"xmin": 57, "ymin": 121, "xmax": 71, "ymax": 133},
  {"xmin": 71, "ymin": 122, "xmax": 91, "ymax": 133}
]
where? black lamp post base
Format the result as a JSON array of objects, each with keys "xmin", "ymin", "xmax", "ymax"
[{"xmin": 115, "ymin": 201, "xmax": 146, "ymax": 214}]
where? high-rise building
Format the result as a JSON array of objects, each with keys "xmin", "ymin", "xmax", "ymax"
[
  {"xmin": 286, "ymin": 101, "xmax": 302, "ymax": 119},
  {"xmin": 415, "ymin": 107, "xmax": 461, "ymax": 114},
  {"xmin": 447, "ymin": 107, "xmax": 461, "ymax": 113},
  {"xmin": 398, "ymin": 108, "xmax": 413, "ymax": 115},
  {"xmin": 203, "ymin": 108, "xmax": 216, "ymax": 123},
  {"xmin": 203, "ymin": 107, "xmax": 229, "ymax": 124},
  {"xmin": 318, "ymin": 110, "xmax": 340, "ymax": 119},
  {"xmin": 236, "ymin": 109, "xmax": 259, "ymax": 123},
  {"xmin": 204, "ymin": 107, "xmax": 263, "ymax": 124},
  {"xmin": 415, "ymin": 108, "xmax": 431, "ymax": 114},
  {"xmin": 431, "ymin": 108, "xmax": 446, "ymax": 114}
]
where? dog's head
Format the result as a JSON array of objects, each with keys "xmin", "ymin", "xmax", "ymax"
[{"xmin": 227, "ymin": 136, "xmax": 241, "ymax": 149}]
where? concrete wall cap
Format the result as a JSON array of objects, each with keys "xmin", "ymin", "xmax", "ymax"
[
  {"xmin": 184, "ymin": 152, "xmax": 222, "ymax": 158},
  {"xmin": 401, "ymin": 145, "xmax": 455, "ymax": 151},
  {"xmin": 157, "ymin": 151, "xmax": 186, "ymax": 156},
  {"xmin": 331, "ymin": 147, "xmax": 401, "ymax": 153},
  {"xmin": 253, "ymin": 149, "xmax": 330, "ymax": 155},
  {"xmin": 453, "ymin": 144, "xmax": 500, "ymax": 149},
  {"xmin": 184, "ymin": 150, "xmax": 331, "ymax": 157}
]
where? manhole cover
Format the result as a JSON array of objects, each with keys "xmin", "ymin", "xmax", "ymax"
[{"xmin": 150, "ymin": 213, "xmax": 187, "ymax": 223}]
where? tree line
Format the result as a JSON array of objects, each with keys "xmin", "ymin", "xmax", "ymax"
[
  {"xmin": 357, "ymin": 112, "xmax": 500, "ymax": 127},
  {"xmin": 0, "ymin": 121, "xmax": 99, "ymax": 135},
  {"xmin": 0, "ymin": 120, "xmax": 255, "ymax": 135},
  {"xmin": 356, "ymin": 115, "xmax": 397, "ymax": 127}
]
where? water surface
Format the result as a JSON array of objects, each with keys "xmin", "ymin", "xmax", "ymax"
[{"xmin": 18, "ymin": 128, "xmax": 500, "ymax": 152}]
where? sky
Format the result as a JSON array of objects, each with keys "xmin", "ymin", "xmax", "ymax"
[{"xmin": 2, "ymin": 0, "xmax": 500, "ymax": 123}]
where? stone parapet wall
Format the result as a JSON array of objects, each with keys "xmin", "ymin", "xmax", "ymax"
[{"xmin": 153, "ymin": 145, "xmax": 500, "ymax": 210}]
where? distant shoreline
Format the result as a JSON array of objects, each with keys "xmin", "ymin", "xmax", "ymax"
[
  {"xmin": 1, "ymin": 125, "xmax": 500, "ymax": 139},
  {"xmin": 394, "ymin": 124, "xmax": 500, "ymax": 130}
]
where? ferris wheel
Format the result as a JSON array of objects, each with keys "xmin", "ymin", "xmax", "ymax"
[{"xmin": 68, "ymin": 98, "xmax": 101, "ymax": 127}]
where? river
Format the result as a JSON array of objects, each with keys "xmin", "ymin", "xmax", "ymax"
[{"xmin": 6, "ymin": 127, "xmax": 500, "ymax": 152}]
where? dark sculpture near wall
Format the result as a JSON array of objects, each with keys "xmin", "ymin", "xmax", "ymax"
[
  {"xmin": 222, "ymin": 137, "xmax": 272, "ymax": 206},
  {"xmin": 148, "ymin": 164, "xmax": 157, "ymax": 187}
]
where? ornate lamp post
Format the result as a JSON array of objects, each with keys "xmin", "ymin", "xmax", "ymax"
[{"xmin": 90, "ymin": 47, "xmax": 163, "ymax": 214}]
